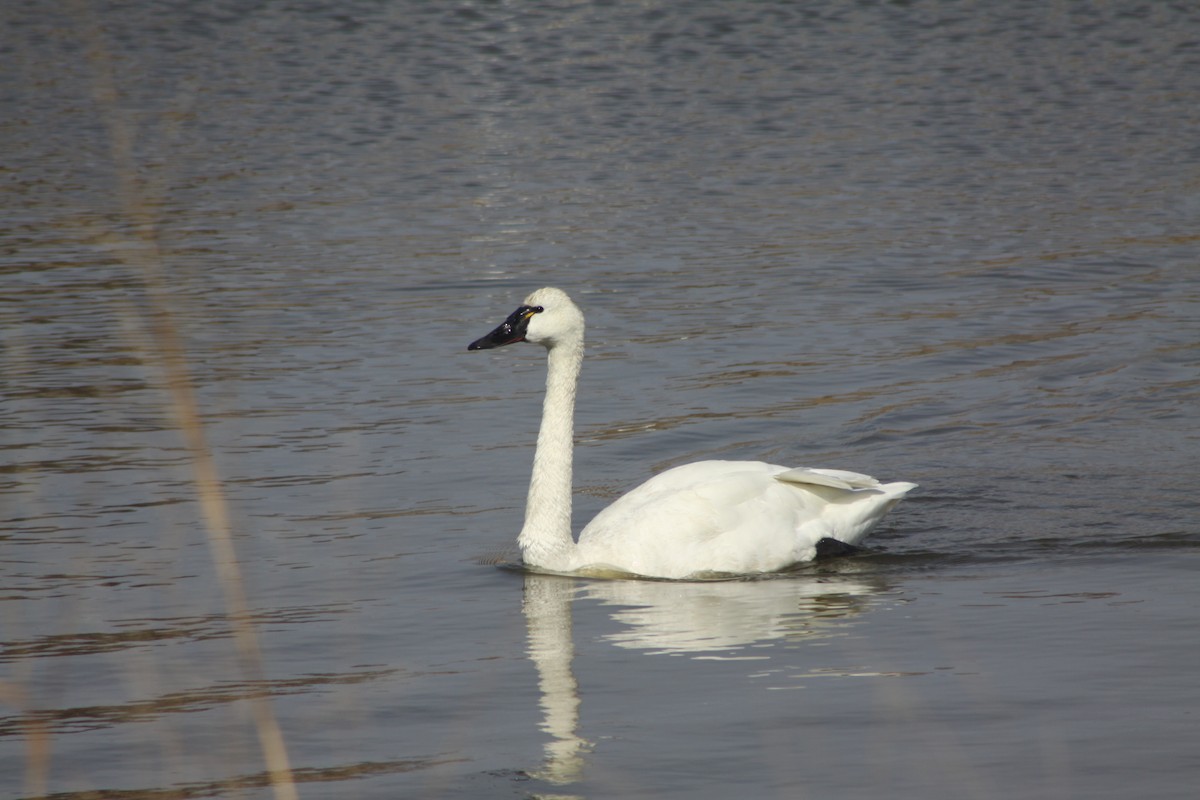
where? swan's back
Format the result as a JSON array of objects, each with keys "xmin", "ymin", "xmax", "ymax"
[{"xmin": 575, "ymin": 460, "xmax": 915, "ymax": 579}]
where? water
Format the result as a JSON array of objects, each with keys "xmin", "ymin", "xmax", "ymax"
[{"xmin": 2, "ymin": 1, "xmax": 1198, "ymax": 797}]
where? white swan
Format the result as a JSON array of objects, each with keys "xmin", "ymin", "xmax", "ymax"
[{"xmin": 468, "ymin": 287, "xmax": 916, "ymax": 580}]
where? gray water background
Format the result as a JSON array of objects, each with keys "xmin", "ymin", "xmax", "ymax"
[{"xmin": 2, "ymin": 1, "xmax": 1198, "ymax": 798}]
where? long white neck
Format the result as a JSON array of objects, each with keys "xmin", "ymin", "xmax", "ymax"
[{"xmin": 518, "ymin": 337, "xmax": 583, "ymax": 571}]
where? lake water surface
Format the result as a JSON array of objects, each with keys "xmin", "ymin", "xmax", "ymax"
[{"xmin": 3, "ymin": 2, "xmax": 1198, "ymax": 798}]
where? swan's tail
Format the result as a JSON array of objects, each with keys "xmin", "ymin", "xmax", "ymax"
[{"xmin": 775, "ymin": 468, "xmax": 918, "ymax": 546}]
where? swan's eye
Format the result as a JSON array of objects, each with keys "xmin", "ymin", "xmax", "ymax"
[{"xmin": 533, "ymin": 306, "xmax": 544, "ymax": 313}]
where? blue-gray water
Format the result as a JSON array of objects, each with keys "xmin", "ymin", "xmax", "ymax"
[{"xmin": 2, "ymin": 1, "xmax": 1198, "ymax": 798}]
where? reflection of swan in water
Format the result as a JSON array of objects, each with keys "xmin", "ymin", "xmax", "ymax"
[
  {"xmin": 582, "ymin": 575, "xmax": 884, "ymax": 656},
  {"xmin": 522, "ymin": 574, "xmax": 588, "ymax": 787},
  {"xmin": 520, "ymin": 572, "xmax": 887, "ymax": 786}
]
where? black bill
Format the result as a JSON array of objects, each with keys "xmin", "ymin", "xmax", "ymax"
[{"xmin": 468, "ymin": 305, "xmax": 539, "ymax": 350}]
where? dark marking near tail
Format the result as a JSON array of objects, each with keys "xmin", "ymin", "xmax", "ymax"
[{"xmin": 815, "ymin": 537, "xmax": 861, "ymax": 559}]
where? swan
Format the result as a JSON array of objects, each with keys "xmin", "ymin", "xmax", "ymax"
[{"xmin": 468, "ymin": 287, "xmax": 916, "ymax": 580}]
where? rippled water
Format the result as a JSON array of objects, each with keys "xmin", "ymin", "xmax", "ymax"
[{"xmin": 3, "ymin": 1, "xmax": 1198, "ymax": 798}]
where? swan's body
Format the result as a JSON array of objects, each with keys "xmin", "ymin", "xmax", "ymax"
[{"xmin": 469, "ymin": 287, "xmax": 916, "ymax": 580}]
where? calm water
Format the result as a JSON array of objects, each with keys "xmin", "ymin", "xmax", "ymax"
[{"xmin": 3, "ymin": 1, "xmax": 1198, "ymax": 798}]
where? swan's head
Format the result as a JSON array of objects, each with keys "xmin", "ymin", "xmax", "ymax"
[{"xmin": 468, "ymin": 287, "xmax": 584, "ymax": 351}]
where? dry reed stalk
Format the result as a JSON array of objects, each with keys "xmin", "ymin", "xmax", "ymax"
[
  {"xmin": 70, "ymin": 2, "xmax": 299, "ymax": 797},
  {"xmin": 0, "ymin": 681, "xmax": 50, "ymax": 796}
]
